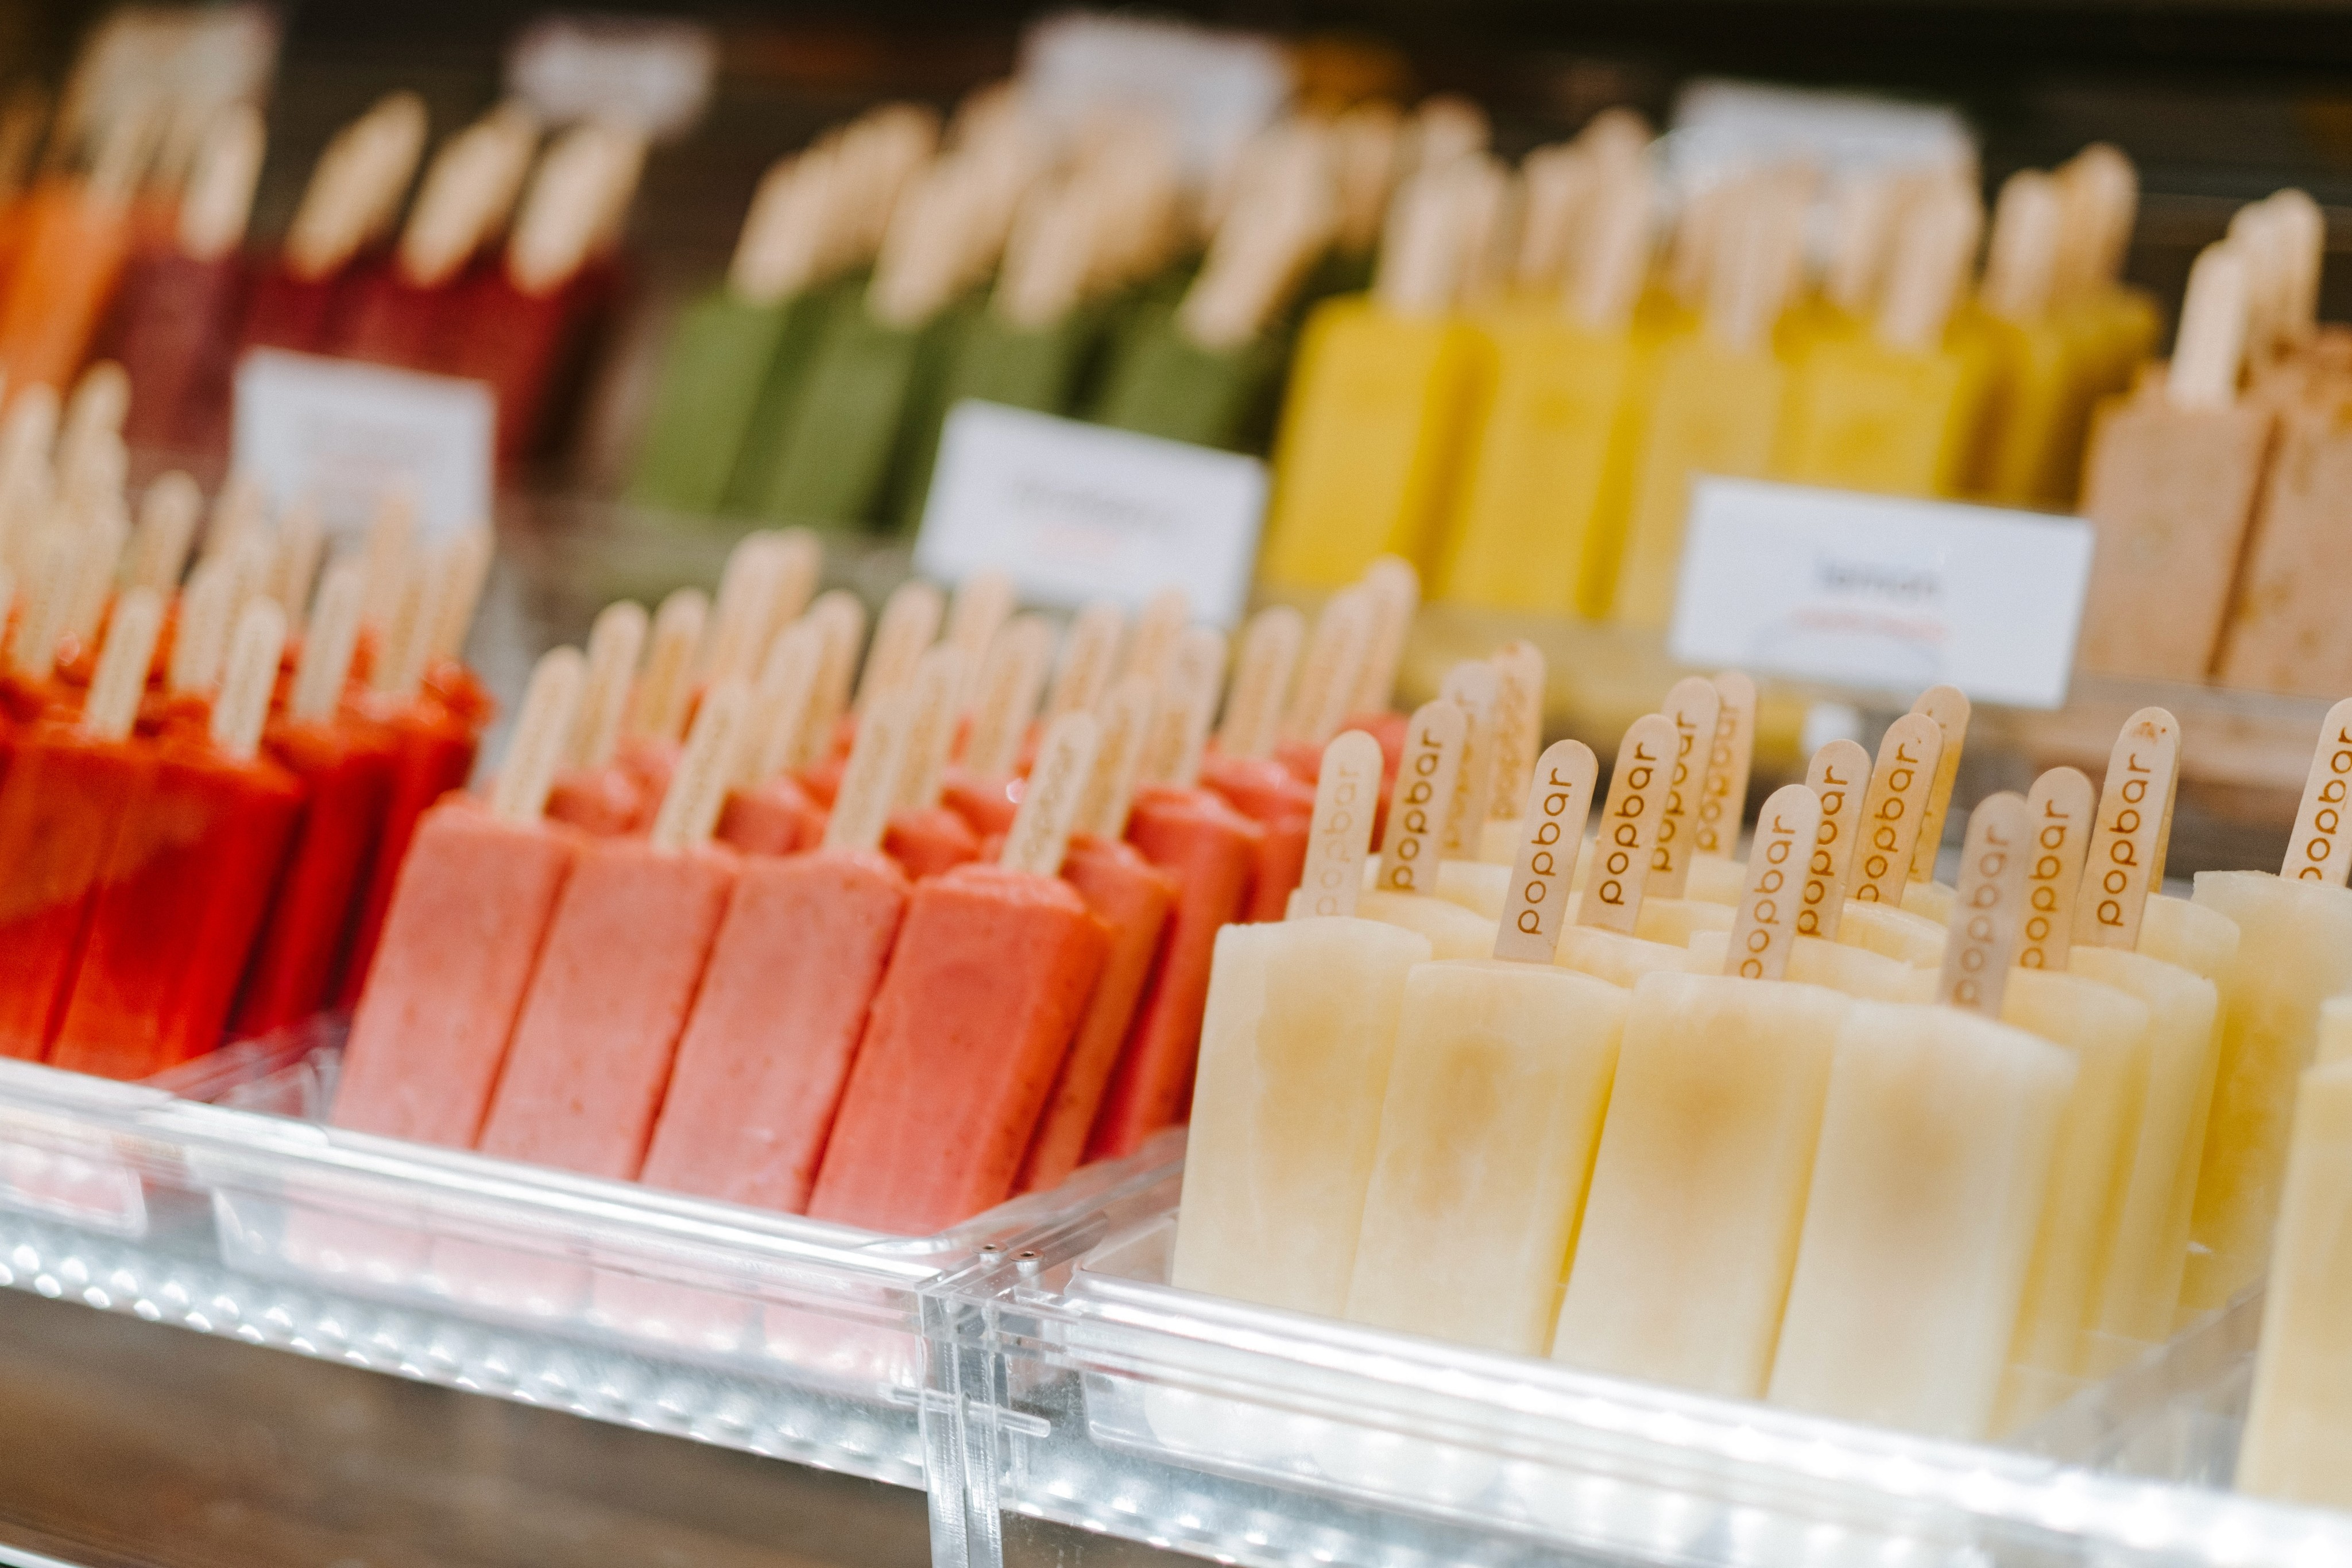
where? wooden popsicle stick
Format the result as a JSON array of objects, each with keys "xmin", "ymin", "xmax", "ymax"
[
  {"xmin": 729, "ymin": 153, "xmax": 826, "ymax": 305},
  {"xmin": 165, "ymin": 557, "xmax": 233, "ymax": 694},
  {"xmin": 751, "ymin": 621, "xmax": 826, "ymax": 785},
  {"xmin": 59, "ymin": 362, "xmax": 129, "ymax": 476},
  {"xmin": 427, "ymin": 524, "xmax": 492, "ymax": 663},
  {"xmin": 1155, "ymin": 627, "xmax": 1226, "ymax": 788},
  {"xmin": 80, "ymin": 587, "xmax": 162, "ymax": 741},
  {"xmin": 824, "ymin": 691, "xmax": 916, "ymax": 853},
  {"xmin": 1217, "ymin": 605, "xmax": 1304, "ymax": 760},
  {"xmin": 1723, "ymin": 784, "xmax": 1824, "ymax": 981},
  {"xmin": 370, "ymin": 552, "xmax": 444, "ymax": 702},
  {"xmin": 287, "ymin": 93, "xmax": 429, "ymax": 281},
  {"xmin": 960, "ymin": 614, "xmax": 1051, "ymax": 781},
  {"xmin": 628, "ymin": 587, "xmax": 709, "ymax": 742},
  {"xmin": 1077, "ymin": 675, "xmax": 1155, "ymax": 840},
  {"xmin": 509, "ymin": 121, "xmax": 639, "ymax": 297},
  {"xmin": 1877, "ymin": 184, "xmax": 1980, "ymax": 354},
  {"xmin": 891, "ymin": 645, "xmax": 965, "ymax": 812},
  {"xmin": 211, "ymin": 600, "xmax": 289, "ymax": 761},
  {"xmin": 945, "ymin": 567, "xmax": 1016, "ymax": 696},
  {"xmin": 1293, "ymin": 730, "xmax": 1386, "ymax": 920},
  {"xmin": 1982, "ymin": 170, "xmax": 2062, "ymax": 323},
  {"xmin": 2226, "ymin": 203, "xmax": 2285, "ymax": 361},
  {"xmin": 1851, "ymin": 712, "xmax": 1944, "ymax": 905},
  {"xmin": 1796, "ymin": 739, "xmax": 1871, "ymax": 940},
  {"xmin": 2016, "ymin": 767, "xmax": 2095, "ymax": 970},
  {"xmin": 1577, "ymin": 713, "xmax": 1678, "ymax": 936},
  {"xmin": 856, "ymin": 580, "xmax": 944, "ymax": 715},
  {"xmin": 1937, "ymin": 792, "xmax": 2034, "ymax": 1016},
  {"xmin": 651, "ymin": 680, "xmax": 749, "ymax": 851},
  {"xmin": 1374, "ymin": 169, "xmax": 1469, "ymax": 318},
  {"xmin": 490, "ymin": 648, "xmax": 586, "ymax": 823},
  {"xmin": 701, "ymin": 533, "xmax": 787, "ymax": 686},
  {"xmin": 1351, "ymin": 555, "xmax": 1420, "ymax": 715},
  {"xmin": 1485, "ymin": 641, "xmax": 1546, "ymax": 825},
  {"xmin": 1438, "ymin": 660, "xmax": 1500, "ymax": 857},
  {"xmin": 803, "ymin": 589, "xmax": 866, "ymax": 760},
  {"xmin": 357, "ymin": 490, "xmax": 413, "ymax": 629},
  {"xmin": 1377, "ymin": 699, "xmax": 1467, "ymax": 894},
  {"xmin": 2166, "ymin": 242, "xmax": 2250, "ymax": 412},
  {"xmin": 1283, "ymin": 588, "xmax": 1373, "ymax": 745},
  {"xmin": 1908, "ymin": 684, "xmax": 1971, "ymax": 883},
  {"xmin": 2283, "ymin": 698, "xmax": 2352, "ymax": 886},
  {"xmin": 1571, "ymin": 158, "xmax": 1653, "ymax": 332},
  {"xmin": 269, "ymin": 497, "xmax": 326, "ymax": 617},
  {"xmin": 0, "ymin": 385, "xmax": 57, "ymax": 498},
  {"xmin": 291, "ymin": 560, "xmax": 366, "ymax": 723},
  {"xmin": 1823, "ymin": 172, "xmax": 1897, "ymax": 316},
  {"xmin": 1122, "ymin": 586, "xmax": 1189, "ymax": 686},
  {"xmin": 1046, "ymin": 598, "xmax": 1121, "ymax": 718},
  {"xmin": 8, "ymin": 530, "xmax": 74, "ymax": 681},
  {"xmin": 1001, "ymin": 712, "xmax": 1102, "ymax": 877},
  {"xmin": 63, "ymin": 501, "xmax": 128, "ymax": 644},
  {"xmin": 1695, "ymin": 669, "xmax": 1756, "ymax": 857},
  {"xmin": 573, "ymin": 600, "xmax": 647, "ymax": 771},
  {"xmin": 1647, "ymin": 675, "xmax": 1722, "ymax": 898},
  {"xmin": 769, "ymin": 528, "xmax": 823, "ymax": 635},
  {"xmin": 2266, "ymin": 189, "xmax": 2324, "ymax": 350},
  {"xmin": 2074, "ymin": 707, "xmax": 2180, "ymax": 950},
  {"xmin": 180, "ymin": 104, "xmax": 266, "ymax": 263},
  {"xmin": 1330, "ymin": 102, "xmax": 1402, "ymax": 256},
  {"xmin": 399, "ymin": 107, "xmax": 540, "ymax": 288},
  {"xmin": 1492, "ymin": 739, "xmax": 1597, "ymax": 963}
]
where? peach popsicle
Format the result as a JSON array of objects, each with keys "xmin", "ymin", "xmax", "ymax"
[
  {"xmin": 1346, "ymin": 739, "xmax": 1620, "ymax": 1355},
  {"xmin": 1769, "ymin": 793, "xmax": 2078, "ymax": 1440},
  {"xmin": 637, "ymin": 678, "xmax": 919, "ymax": 1211},
  {"xmin": 2183, "ymin": 699, "xmax": 2352, "ymax": 1313},
  {"xmin": 475, "ymin": 684, "xmax": 746, "ymax": 1180},
  {"xmin": 332, "ymin": 648, "xmax": 583, "ymax": 1147},
  {"xmin": 1171, "ymin": 730, "xmax": 1431, "ymax": 1315},
  {"xmin": 1553, "ymin": 784, "xmax": 1847, "ymax": 1397},
  {"xmin": 808, "ymin": 713, "xmax": 1111, "ymax": 1233}
]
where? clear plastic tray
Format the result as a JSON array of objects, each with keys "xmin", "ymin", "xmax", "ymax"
[
  {"xmin": 0, "ymin": 1039, "xmax": 1182, "ymax": 1492},
  {"xmin": 930, "ymin": 1170, "xmax": 2352, "ymax": 1568}
]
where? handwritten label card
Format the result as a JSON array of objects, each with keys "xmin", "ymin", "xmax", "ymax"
[{"xmin": 233, "ymin": 349, "xmax": 494, "ymax": 541}]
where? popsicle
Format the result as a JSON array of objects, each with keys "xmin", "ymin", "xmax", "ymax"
[
  {"xmin": 1258, "ymin": 168, "xmax": 1489, "ymax": 588},
  {"xmin": 0, "ymin": 580, "xmax": 161, "ymax": 1059},
  {"xmin": 232, "ymin": 563, "xmax": 403, "ymax": 1035},
  {"xmin": 241, "ymin": 95, "xmax": 430, "ymax": 355},
  {"xmin": 1553, "ymin": 784, "xmax": 1848, "ymax": 1397},
  {"xmin": 1553, "ymin": 713, "xmax": 1688, "ymax": 986},
  {"xmin": 1768, "ymin": 792, "xmax": 2078, "ymax": 1440},
  {"xmin": 331, "ymin": 648, "xmax": 582, "ymax": 1144},
  {"xmin": 2076, "ymin": 242, "xmax": 2274, "ymax": 681},
  {"xmin": 475, "ymin": 685, "xmax": 745, "ymax": 1180},
  {"xmin": 1346, "ymin": 739, "xmax": 1623, "ymax": 1354},
  {"xmin": 2183, "ymin": 699, "xmax": 2352, "ymax": 1313},
  {"xmin": 808, "ymin": 712, "xmax": 1111, "ymax": 1233},
  {"xmin": 1171, "ymin": 729, "xmax": 1432, "ymax": 1315},
  {"xmin": 1962, "ymin": 170, "xmax": 2093, "ymax": 509},
  {"xmin": 637, "ymin": 680, "xmax": 918, "ymax": 1211},
  {"xmin": 50, "ymin": 600, "xmax": 301, "ymax": 1078},
  {"xmin": 0, "ymin": 107, "xmax": 148, "ymax": 401},
  {"xmin": 545, "ymin": 600, "xmax": 649, "ymax": 835}
]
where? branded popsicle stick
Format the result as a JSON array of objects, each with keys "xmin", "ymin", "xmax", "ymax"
[
  {"xmin": 571, "ymin": 600, "xmax": 647, "ymax": 771},
  {"xmin": 489, "ymin": 647, "xmax": 585, "ymax": 823},
  {"xmin": 1937, "ymin": 792, "xmax": 2034, "ymax": 1017},
  {"xmin": 290, "ymin": 561, "xmax": 366, "ymax": 723},
  {"xmin": 748, "ymin": 621, "xmax": 825, "ymax": 784},
  {"xmin": 1123, "ymin": 586, "xmax": 1189, "ymax": 686},
  {"xmin": 2016, "ymin": 767, "xmax": 2095, "ymax": 970},
  {"xmin": 1577, "ymin": 713, "xmax": 1678, "ymax": 936},
  {"xmin": 269, "ymin": 497, "xmax": 326, "ymax": 617},
  {"xmin": 823, "ymin": 690, "xmax": 917, "ymax": 853},
  {"xmin": 1294, "ymin": 729, "xmax": 1386, "ymax": 920},
  {"xmin": 211, "ymin": 600, "xmax": 289, "ymax": 760},
  {"xmin": 1001, "ymin": 712, "xmax": 1102, "ymax": 877},
  {"xmin": 1908, "ymin": 684, "xmax": 1970, "ymax": 882},
  {"xmin": 2283, "ymin": 698, "xmax": 2352, "ymax": 886},
  {"xmin": 891, "ymin": 645, "xmax": 965, "ymax": 812},
  {"xmin": 962, "ymin": 615, "xmax": 1052, "ymax": 780},
  {"xmin": 1282, "ymin": 589, "xmax": 1372, "ymax": 745},
  {"xmin": 803, "ymin": 589, "xmax": 866, "ymax": 758},
  {"xmin": 2074, "ymin": 707, "xmax": 2180, "ymax": 951},
  {"xmin": 1797, "ymin": 740, "xmax": 1872, "ymax": 940},
  {"xmin": 1376, "ymin": 700, "xmax": 1467, "ymax": 893},
  {"xmin": 1438, "ymin": 660, "xmax": 1500, "ymax": 857},
  {"xmin": 1491, "ymin": 739, "xmax": 1597, "ymax": 964},
  {"xmin": 1696, "ymin": 671, "xmax": 1757, "ymax": 858},
  {"xmin": 1852, "ymin": 713, "xmax": 1944, "ymax": 905},
  {"xmin": 1486, "ymin": 642, "xmax": 1546, "ymax": 825},
  {"xmin": 856, "ymin": 580, "xmax": 944, "ymax": 715},
  {"xmin": 1217, "ymin": 606, "xmax": 1304, "ymax": 760},
  {"xmin": 81, "ymin": 587, "xmax": 162, "ymax": 740},
  {"xmin": 1046, "ymin": 599, "xmax": 1121, "ymax": 718},
  {"xmin": 165, "ymin": 557, "xmax": 233, "ymax": 694},
  {"xmin": 1723, "ymin": 784, "xmax": 1824, "ymax": 981},
  {"xmin": 1077, "ymin": 674, "xmax": 1155, "ymax": 840},
  {"xmin": 1648, "ymin": 676, "xmax": 1723, "ymax": 899},
  {"xmin": 1351, "ymin": 555, "xmax": 1420, "ymax": 714},
  {"xmin": 651, "ymin": 680, "xmax": 749, "ymax": 851},
  {"xmin": 628, "ymin": 587, "xmax": 709, "ymax": 742}
]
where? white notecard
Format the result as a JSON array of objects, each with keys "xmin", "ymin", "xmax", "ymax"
[{"xmin": 233, "ymin": 349, "xmax": 495, "ymax": 542}]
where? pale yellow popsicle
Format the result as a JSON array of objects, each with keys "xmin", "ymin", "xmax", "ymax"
[{"xmin": 1688, "ymin": 930, "xmax": 1916, "ymax": 1001}]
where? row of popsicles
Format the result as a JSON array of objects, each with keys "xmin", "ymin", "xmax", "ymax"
[
  {"xmin": 328, "ymin": 549, "xmax": 1441, "ymax": 1232},
  {"xmin": 0, "ymin": 86, "xmax": 643, "ymax": 464},
  {"xmin": 628, "ymin": 88, "xmax": 1426, "ymax": 527},
  {"xmin": 1175, "ymin": 673, "xmax": 2352, "ymax": 1446},
  {"xmin": 1261, "ymin": 138, "xmax": 2163, "ymax": 626},
  {"xmin": 2076, "ymin": 193, "xmax": 2352, "ymax": 698},
  {"xmin": 0, "ymin": 428, "xmax": 496, "ymax": 1076}
]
